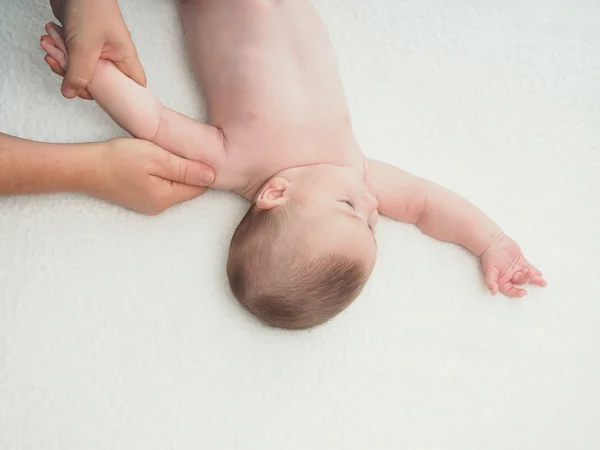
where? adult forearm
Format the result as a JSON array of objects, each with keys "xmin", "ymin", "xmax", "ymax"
[{"xmin": 0, "ymin": 133, "xmax": 96, "ymax": 196}]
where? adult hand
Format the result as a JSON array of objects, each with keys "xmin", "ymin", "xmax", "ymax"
[
  {"xmin": 48, "ymin": 0, "xmax": 146, "ymax": 100},
  {"xmin": 88, "ymin": 137, "xmax": 215, "ymax": 215}
]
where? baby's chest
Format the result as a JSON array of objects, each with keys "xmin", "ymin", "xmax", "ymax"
[{"xmin": 225, "ymin": 119, "xmax": 361, "ymax": 171}]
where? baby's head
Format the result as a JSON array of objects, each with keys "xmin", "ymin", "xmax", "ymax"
[{"xmin": 227, "ymin": 165, "xmax": 379, "ymax": 329}]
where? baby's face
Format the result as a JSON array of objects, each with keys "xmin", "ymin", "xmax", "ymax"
[{"xmin": 289, "ymin": 165, "xmax": 379, "ymax": 266}]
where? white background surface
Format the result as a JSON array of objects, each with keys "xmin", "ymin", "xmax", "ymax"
[{"xmin": 1, "ymin": 1, "xmax": 599, "ymax": 449}]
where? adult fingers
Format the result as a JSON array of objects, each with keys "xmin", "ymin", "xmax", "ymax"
[
  {"xmin": 78, "ymin": 90, "xmax": 94, "ymax": 100},
  {"xmin": 153, "ymin": 151, "xmax": 216, "ymax": 187},
  {"xmin": 161, "ymin": 182, "xmax": 209, "ymax": 211},
  {"xmin": 113, "ymin": 40, "xmax": 147, "ymax": 87},
  {"xmin": 61, "ymin": 38, "xmax": 102, "ymax": 98},
  {"xmin": 44, "ymin": 55, "xmax": 94, "ymax": 100},
  {"xmin": 45, "ymin": 22, "xmax": 67, "ymax": 54},
  {"xmin": 40, "ymin": 36, "xmax": 67, "ymax": 69},
  {"xmin": 44, "ymin": 54, "xmax": 64, "ymax": 77}
]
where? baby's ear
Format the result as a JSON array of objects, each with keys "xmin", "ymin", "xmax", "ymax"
[{"xmin": 256, "ymin": 177, "xmax": 289, "ymax": 211}]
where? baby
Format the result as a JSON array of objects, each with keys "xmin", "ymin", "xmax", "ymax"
[{"xmin": 40, "ymin": 0, "xmax": 546, "ymax": 329}]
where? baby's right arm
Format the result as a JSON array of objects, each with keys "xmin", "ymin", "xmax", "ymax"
[
  {"xmin": 366, "ymin": 159, "xmax": 546, "ymax": 297},
  {"xmin": 41, "ymin": 23, "xmax": 225, "ymax": 169}
]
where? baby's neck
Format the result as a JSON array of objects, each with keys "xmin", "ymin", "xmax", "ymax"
[
  {"xmin": 224, "ymin": 134, "xmax": 366, "ymax": 201},
  {"xmin": 237, "ymin": 159, "xmax": 368, "ymax": 203},
  {"xmin": 236, "ymin": 165, "xmax": 313, "ymax": 201}
]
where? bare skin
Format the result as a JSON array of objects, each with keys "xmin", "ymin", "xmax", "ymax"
[
  {"xmin": 48, "ymin": 0, "xmax": 146, "ymax": 99},
  {"xmin": 40, "ymin": 0, "xmax": 546, "ymax": 297},
  {"xmin": 179, "ymin": 0, "xmax": 364, "ymax": 189},
  {"xmin": 0, "ymin": 134, "xmax": 214, "ymax": 215}
]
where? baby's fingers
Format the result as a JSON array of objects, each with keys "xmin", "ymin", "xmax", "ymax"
[
  {"xmin": 523, "ymin": 266, "xmax": 547, "ymax": 287},
  {"xmin": 484, "ymin": 266, "xmax": 500, "ymax": 295},
  {"xmin": 499, "ymin": 281, "xmax": 527, "ymax": 298},
  {"xmin": 511, "ymin": 268, "xmax": 534, "ymax": 286},
  {"xmin": 43, "ymin": 55, "xmax": 93, "ymax": 100},
  {"xmin": 530, "ymin": 275, "xmax": 547, "ymax": 287}
]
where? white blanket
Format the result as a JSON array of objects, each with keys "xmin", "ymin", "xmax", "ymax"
[{"xmin": 1, "ymin": 0, "xmax": 599, "ymax": 448}]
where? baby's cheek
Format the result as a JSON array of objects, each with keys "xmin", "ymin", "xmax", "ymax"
[{"xmin": 370, "ymin": 211, "xmax": 379, "ymax": 229}]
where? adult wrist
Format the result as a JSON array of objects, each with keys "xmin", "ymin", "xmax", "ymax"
[{"xmin": 0, "ymin": 134, "xmax": 103, "ymax": 197}]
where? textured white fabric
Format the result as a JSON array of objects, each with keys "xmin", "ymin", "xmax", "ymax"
[{"xmin": 1, "ymin": 1, "xmax": 599, "ymax": 449}]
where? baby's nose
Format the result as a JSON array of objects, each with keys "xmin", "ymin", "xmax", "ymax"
[{"xmin": 363, "ymin": 193, "xmax": 379, "ymax": 212}]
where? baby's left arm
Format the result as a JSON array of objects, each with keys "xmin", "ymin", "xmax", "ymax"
[{"xmin": 367, "ymin": 159, "xmax": 546, "ymax": 297}]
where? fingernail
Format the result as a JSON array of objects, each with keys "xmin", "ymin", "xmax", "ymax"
[
  {"xmin": 63, "ymin": 87, "xmax": 78, "ymax": 98},
  {"xmin": 199, "ymin": 170, "xmax": 214, "ymax": 185}
]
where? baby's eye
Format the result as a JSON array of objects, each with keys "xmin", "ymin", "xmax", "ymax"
[{"xmin": 341, "ymin": 199, "xmax": 355, "ymax": 209}]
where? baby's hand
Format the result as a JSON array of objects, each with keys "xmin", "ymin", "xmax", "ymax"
[{"xmin": 481, "ymin": 234, "xmax": 547, "ymax": 297}]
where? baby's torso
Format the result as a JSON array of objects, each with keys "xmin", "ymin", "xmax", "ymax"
[{"xmin": 180, "ymin": 0, "xmax": 364, "ymax": 183}]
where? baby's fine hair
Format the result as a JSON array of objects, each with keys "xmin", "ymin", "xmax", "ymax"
[{"xmin": 227, "ymin": 203, "xmax": 368, "ymax": 329}]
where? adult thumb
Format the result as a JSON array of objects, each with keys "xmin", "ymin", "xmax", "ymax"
[
  {"xmin": 155, "ymin": 157, "xmax": 213, "ymax": 210},
  {"xmin": 62, "ymin": 39, "xmax": 102, "ymax": 98},
  {"xmin": 156, "ymin": 152, "xmax": 216, "ymax": 187},
  {"xmin": 113, "ymin": 41, "xmax": 147, "ymax": 87}
]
